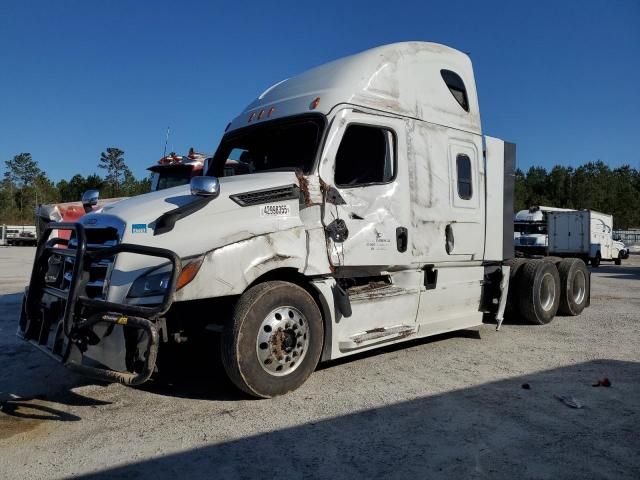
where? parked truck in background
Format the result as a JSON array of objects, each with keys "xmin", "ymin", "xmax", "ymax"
[
  {"xmin": 548, "ymin": 210, "xmax": 626, "ymax": 266},
  {"xmin": 18, "ymin": 42, "xmax": 591, "ymax": 398},
  {"xmin": 1, "ymin": 225, "xmax": 37, "ymax": 246},
  {"xmin": 36, "ymin": 148, "xmax": 251, "ymax": 240},
  {"xmin": 148, "ymin": 148, "xmax": 208, "ymax": 191},
  {"xmin": 514, "ymin": 206, "xmax": 574, "ymax": 256},
  {"xmin": 34, "ymin": 149, "xmax": 211, "ymax": 241}
]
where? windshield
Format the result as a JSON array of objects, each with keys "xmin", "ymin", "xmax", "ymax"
[
  {"xmin": 515, "ymin": 222, "xmax": 547, "ymax": 235},
  {"xmin": 208, "ymin": 115, "xmax": 324, "ymax": 177},
  {"xmin": 152, "ymin": 170, "xmax": 193, "ymax": 191}
]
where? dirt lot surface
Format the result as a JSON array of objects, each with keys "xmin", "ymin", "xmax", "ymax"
[{"xmin": 1, "ymin": 246, "xmax": 639, "ymax": 479}]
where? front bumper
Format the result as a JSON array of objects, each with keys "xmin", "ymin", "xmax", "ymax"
[{"xmin": 17, "ymin": 222, "xmax": 181, "ymax": 385}]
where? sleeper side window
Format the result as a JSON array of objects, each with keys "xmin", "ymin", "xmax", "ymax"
[
  {"xmin": 456, "ymin": 154, "xmax": 473, "ymax": 200},
  {"xmin": 334, "ymin": 125, "xmax": 395, "ymax": 187},
  {"xmin": 441, "ymin": 69, "xmax": 469, "ymax": 112}
]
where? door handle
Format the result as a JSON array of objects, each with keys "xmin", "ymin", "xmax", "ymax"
[
  {"xmin": 396, "ymin": 227, "xmax": 408, "ymax": 253},
  {"xmin": 445, "ymin": 224, "xmax": 454, "ymax": 254}
]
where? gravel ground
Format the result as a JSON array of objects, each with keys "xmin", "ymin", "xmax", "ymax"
[{"xmin": 1, "ymin": 246, "xmax": 639, "ymax": 479}]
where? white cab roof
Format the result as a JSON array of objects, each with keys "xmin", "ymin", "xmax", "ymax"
[{"xmin": 228, "ymin": 42, "xmax": 481, "ymax": 135}]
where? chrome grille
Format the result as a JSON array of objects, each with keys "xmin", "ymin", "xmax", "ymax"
[{"xmin": 53, "ymin": 227, "xmax": 120, "ymax": 299}]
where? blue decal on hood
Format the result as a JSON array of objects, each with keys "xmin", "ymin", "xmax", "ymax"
[{"xmin": 132, "ymin": 223, "xmax": 147, "ymax": 234}]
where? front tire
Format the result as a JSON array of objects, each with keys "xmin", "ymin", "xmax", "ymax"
[
  {"xmin": 221, "ymin": 281, "xmax": 323, "ymax": 398},
  {"xmin": 615, "ymin": 252, "xmax": 622, "ymax": 265}
]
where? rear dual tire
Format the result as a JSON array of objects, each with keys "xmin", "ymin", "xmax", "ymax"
[
  {"xmin": 507, "ymin": 257, "xmax": 588, "ymax": 324},
  {"xmin": 557, "ymin": 258, "xmax": 589, "ymax": 316},
  {"xmin": 517, "ymin": 260, "xmax": 561, "ymax": 325}
]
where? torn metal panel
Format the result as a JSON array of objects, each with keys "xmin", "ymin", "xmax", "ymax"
[
  {"xmin": 303, "ymin": 227, "xmax": 331, "ymax": 276},
  {"xmin": 338, "ymin": 325, "xmax": 416, "ymax": 351},
  {"xmin": 175, "ymin": 227, "xmax": 310, "ymax": 301},
  {"xmin": 347, "ymin": 283, "xmax": 408, "ymax": 302}
]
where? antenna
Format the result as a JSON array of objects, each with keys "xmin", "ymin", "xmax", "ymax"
[{"xmin": 163, "ymin": 126, "xmax": 171, "ymax": 157}]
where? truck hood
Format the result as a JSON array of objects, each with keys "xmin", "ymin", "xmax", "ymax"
[{"xmin": 82, "ymin": 171, "xmax": 304, "ymax": 259}]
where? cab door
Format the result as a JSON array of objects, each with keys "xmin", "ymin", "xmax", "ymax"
[{"xmin": 318, "ymin": 110, "xmax": 412, "ymax": 268}]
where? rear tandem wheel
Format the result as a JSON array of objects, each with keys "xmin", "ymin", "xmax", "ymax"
[{"xmin": 516, "ymin": 260, "xmax": 561, "ymax": 325}]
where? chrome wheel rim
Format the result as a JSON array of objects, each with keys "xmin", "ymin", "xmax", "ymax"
[
  {"xmin": 540, "ymin": 273, "xmax": 556, "ymax": 312},
  {"xmin": 572, "ymin": 270, "xmax": 586, "ymax": 305},
  {"xmin": 256, "ymin": 306, "xmax": 309, "ymax": 376}
]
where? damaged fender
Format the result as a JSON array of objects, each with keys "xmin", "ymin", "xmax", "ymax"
[{"xmin": 175, "ymin": 226, "xmax": 329, "ymax": 300}]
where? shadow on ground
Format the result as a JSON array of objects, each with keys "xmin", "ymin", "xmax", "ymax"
[
  {"xmin": 591, "ymin": 263, "xmax": 640, "ymax": 281},
  {"xmin": 142, "ymin": 329, "xmax": 482, "ymax": 401},
  {"xmin": 0, "ymin": 291, "xmax": 110, "ymax": 430},
  {"xmin": 77, "ymin": 359, "xmax": 640, "ymax": 479}
]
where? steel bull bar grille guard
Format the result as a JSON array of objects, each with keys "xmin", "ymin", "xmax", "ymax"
[{"xmin": 18, "ymin": 222, "xmax": 182, "ymax": 386}]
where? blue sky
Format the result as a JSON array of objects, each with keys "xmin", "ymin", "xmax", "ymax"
[{"xmin": 1, "ymin": 0, "xmax": 638, "ymax": 181}]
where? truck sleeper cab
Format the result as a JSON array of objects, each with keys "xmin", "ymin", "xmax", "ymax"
[{"xmin": 18, "ymin": 42, "xmax": 590, "ymax": 398}]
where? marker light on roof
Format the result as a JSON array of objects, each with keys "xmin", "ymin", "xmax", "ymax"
[
  {"xmin": 258, "ymin": 109, "xmax": 265, "ymax": 120},
  {"xmin": 310, "ymin": 97, "xmax": 321, "ymax": 109},
  {"xmin": 268, "ymin": 107, "xmax": 275, "ymax": 117},
  {"xmin": 248, "ymin": 112, "xmax": 256, "ymax": 122}
]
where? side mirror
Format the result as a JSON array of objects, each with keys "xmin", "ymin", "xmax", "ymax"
[
  {"xmin": 82, "ymin": 190, "xmax": 100, "ymax": 213},
  {"xmin": 190, "ymin": 176, "xmax": 220, "ymax": 197}
]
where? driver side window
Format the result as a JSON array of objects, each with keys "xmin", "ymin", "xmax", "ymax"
[{"xmin": 334, "ymin": 125, "xmax": 395, "ymax": 187}]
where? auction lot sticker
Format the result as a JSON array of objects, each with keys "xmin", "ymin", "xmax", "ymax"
[{"xmin": 260, "ymin": 204, "xmax": 291, "ymax": 217}]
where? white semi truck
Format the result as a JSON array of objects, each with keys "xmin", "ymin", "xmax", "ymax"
[
  {"xmin": 18, "ymin": 42, "xmax": 591, "ymax": 398},
  {"xmin": 548, "ymin": 210, "xmax": 625, "ymax": 266}
]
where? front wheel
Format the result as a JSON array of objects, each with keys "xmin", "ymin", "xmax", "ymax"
[{"xmin": 221, "ymin": 281, "xmax": 323, "ymax": 398}]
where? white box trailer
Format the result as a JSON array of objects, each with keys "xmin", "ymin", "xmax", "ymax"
[
  {"xmin": 548, "ymin": 210, "xmax": 622, "ymax": 266},
  {"xmin": 18, "ymin": 42, "xmax": 592, "ymax": 398},
  {"xmin": 513, "ymin": 206, "xmax": 575, "ymax": 255}
]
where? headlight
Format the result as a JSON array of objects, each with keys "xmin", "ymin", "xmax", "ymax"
[
  {"xmin": 127, "ymin": 256, "xmax": 204, "ymax": 299},
  {"xmin": 128, "ymin": 271, "xmax": 171, "ymax": 298}
]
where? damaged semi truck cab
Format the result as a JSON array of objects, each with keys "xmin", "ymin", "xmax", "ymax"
[{"xmin": 18, "ymin": 42, "xmax": 590, "ymax": 398}]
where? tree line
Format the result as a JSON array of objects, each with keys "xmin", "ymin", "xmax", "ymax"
[
  {"xmin": 1, "ymin": 148, "xmax": 151, "ymax": 224},
  {"xmin": 515, "ymin": 161, "xmax": 640, "ymax": 229}
]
